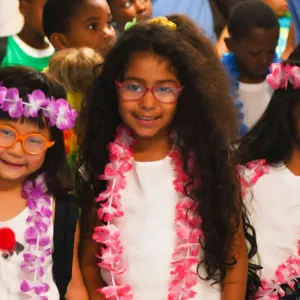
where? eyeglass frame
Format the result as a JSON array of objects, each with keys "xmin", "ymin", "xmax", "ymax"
[
  {"xmin": 115, "ymin": 81, "xmax": 183, "ymax": 103},
  {"xmin": 0, "ymin": 125, "xmax": 55, "ymax": 155}
]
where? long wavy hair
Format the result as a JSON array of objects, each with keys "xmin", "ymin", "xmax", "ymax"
[
  {"xmin": 78, "ymin": 14, "xmax": 259, "ymax": 298},
  {"xmin": 237, "ymin": 45, "xmax": 300, "ymax": 165}
]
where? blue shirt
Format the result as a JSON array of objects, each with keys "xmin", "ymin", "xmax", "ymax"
[
  {"xmin": 152, "ymin": 0, "xmax": 217, "ymax": 44},
  {"xmin": 288, "ymin": 0, "xmax": 300, "ymax": 45}
]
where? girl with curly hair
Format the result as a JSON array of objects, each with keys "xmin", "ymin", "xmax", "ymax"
[{"xmin": 78, "ymin": 14, "xmax": 258, "ymax": 300}]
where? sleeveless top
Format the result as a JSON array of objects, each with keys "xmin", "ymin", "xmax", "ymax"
[
  {"xmin": 0, "ymin": 194, "xmax": 78, "ymax": 300},
  {"xmin": 101, "ymin": 156, "xmax": 221, "ymax": 300},
  {"xmin": 242, "ymin": 164, "xmax": 300, "ymax": 297}
]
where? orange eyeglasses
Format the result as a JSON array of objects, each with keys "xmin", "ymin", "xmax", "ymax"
[{"xmin": 0, "ymin": 125, "xmax": 54, "ymax": 155}]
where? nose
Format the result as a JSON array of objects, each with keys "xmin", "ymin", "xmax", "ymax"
[
  {"xmin": 260, "ymin": 53, "xmax": 272, "ymax": 67},
  {"xmin": 138, "ymin": 90, "xmax": 158, "ymax": 110},
  {"xmin": 102, "ymin": 26, "xmax": 116, "ymax": 42},
  {"xmin": 135, "ymin": 0, "xmax": 147, "ymax": 14},
  {"xmin": 7, "ymin": 140, "xmax": 25, "ymax": 157}
]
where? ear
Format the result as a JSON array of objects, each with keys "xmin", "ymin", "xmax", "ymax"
[
  {"xmin": 224, "ymin": 37, "xmax": 235, "ymax": 53},
  {"xmin": 19, "ymin": 0, "xmax": 29, "ymax": 16},
  {"xmin": 49, "ymin": 33, "xmax": 68, "ymax": 51}
]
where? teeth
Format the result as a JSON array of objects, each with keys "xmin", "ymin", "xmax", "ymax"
[{"xmin": 138, "ymin": 116, "xmax": 157, "ymax": 120}]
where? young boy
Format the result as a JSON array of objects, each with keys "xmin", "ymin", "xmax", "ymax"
[
  {"xmin": 222, "ymin": 0, "xmax": 279, "ymax": 133},
  {"xmin": 0, "ymin": 0, "xmax": 54, "ymax": 72},
  {"xmin": 42, "ymin": 0, "xmax": 116, "ymax": 57},
  {"xmin": 108, "ymin": 0, "xmax": 152, "ymax": 35}
]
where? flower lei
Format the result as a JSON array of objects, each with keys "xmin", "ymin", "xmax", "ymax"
[
  {"xmin": 92, "ymin": 125, "xmax": 203, "ymax": 299},
  {"xmin": 221, "ymin": 53, "xmax": 280, "ymax": 137},
  {"xmin": 0, "ymin": 84, "xmax": 77, "ymax": 130},
  {"xmin": 20, "ymin": 173, "xmax": 53, "ymax": 299},
  {"xmin": 238, "ymin": 160, "xmax": 300, "ymax": 299}
]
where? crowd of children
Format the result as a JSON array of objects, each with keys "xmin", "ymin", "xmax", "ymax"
[{"xmin": 0, "ymin": 0, "xmax": 300, "ymax": 299}]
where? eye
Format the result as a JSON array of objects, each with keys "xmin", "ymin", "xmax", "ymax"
[
  {"xmin": 87, "ymin": 23, "xmax": 97, "ymax": 30},
  {"xmin": 27, "ymin": 136, "xmax": 44, "ymax": 144},
  {"xmin": 156, "ymin": 86, "xmax": 176, "ymax": 93},
  {"xmin": 124, "ymin": 83, "xmax": 143, "ymax": 92},
  {"xmin": 0, "ymin": 128, "xmax": 14, "ymax": 136},
  {"xmin": 122, "ymin": 1, "xmax": 132, "ymax": 8},
  {"xmin": 250, "ymin": 51, "xmax": 261, "ymax": 57},
  {"xmin": 107, "ymin": 19, "xmax": 113, "ymax": 27}
]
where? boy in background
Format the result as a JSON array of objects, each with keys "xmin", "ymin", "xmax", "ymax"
[{"xmin": 0, "ymin": 0, "xmax": 54, "ymax": 71}]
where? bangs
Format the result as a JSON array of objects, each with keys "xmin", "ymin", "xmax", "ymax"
[{"xmin": 0, "ymin": 109, "xmax": 48, "ymax": 129}]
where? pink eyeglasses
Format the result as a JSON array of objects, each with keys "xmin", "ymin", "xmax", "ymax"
[{"xmin": 116, "ymin": 81, "xmax": 183, "ymax": 103}]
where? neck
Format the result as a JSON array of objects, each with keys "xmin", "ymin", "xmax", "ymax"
[
  {"xmin": 0, "ymin": 177, "xmax": 24, "ymax": 194},
  {"xmin": 286, "ymin": 148, "xmax": 300, "ymax": 176},
  {"xmin": 133, "ymin": 132, "xmax": 171, "ymax": 162},
  {"xmin": 18, "ymin": 25, "xmax": 48, "ymax": 50},
  {"xmin": 238, "ymin": 73, "xmax": 266, "ymax": 84}
]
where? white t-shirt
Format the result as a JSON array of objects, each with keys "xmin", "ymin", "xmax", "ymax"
[
  {"xmin": 239, "ymin": 80, "xmax": 274, "ymax": 129},
  {"xmin": 0, "ymin": 199, "xmax": 59, "ymax": 300},
  {"xmin": 243, "ymin": 165, "xmax": 300, "ymax": 283},
  {"xmin": 101, "ymin": 156, "xmax": 221, "ymax": 300}
]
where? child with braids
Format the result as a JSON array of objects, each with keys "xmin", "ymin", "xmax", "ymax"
[
  {"xmin": 238, "ymin": 45, "xmax": 300, "ymax": 299},
  {"xmin": 79, "ymin": 15, "xmax": 259, "ymax": 300}
]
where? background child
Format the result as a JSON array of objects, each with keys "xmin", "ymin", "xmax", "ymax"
[
  {"xmin": 0, "ymin": 0, "xmax": 54, "ymax": 71},
  {"xmin": 42, "ymin": 0, "xmax": 116, "ymax": 57},
  {"xmin": 47, "ymin": 47, "xmax": 103, "ymax": 173},
  {"xmin": 107, "ymin": 0, "xmax": 152, "ymax": 35},
  {"xmin": 47, "ymin": 47, "xmax": 103, "ymax": 113},
  {"xmin": 222, "ymin": 0, "xmax": 279, "ymax": 135},
  {"xmin": 79, "ymin": 14, "xmax": 259, "ymax": 300},
  {"xmin": 0, "ymin": 66, "xmax": 88, "ymax": 299},
  {"xmin": 237, "ymin": 45, "xmax": 300, "ymax": 299}
]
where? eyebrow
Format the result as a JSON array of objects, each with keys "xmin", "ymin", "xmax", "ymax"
[
  {"xmin": 124, "ymin": 76, "xmax": 179, "ymax": 85},
  {"xmin": 84, "ymin": 16, "xmax": 101, "ymax": 23}
]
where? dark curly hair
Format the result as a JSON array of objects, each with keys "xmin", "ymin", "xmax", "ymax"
[
  {"xmin": 78, "ymin": 14, "xmax": 259, "ymax": 298},
  {"xmin": 237, "ymin": 45, "xmax": 300, "ymax": 165},
  {"xmin": 0, "ymin": 66, "xmax": 73, "ymax": 197}
]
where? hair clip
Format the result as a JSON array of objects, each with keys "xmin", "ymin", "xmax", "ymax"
[
  {"xmin": 0, "ymin": 85, "xmax": 78, "ymax": 130},
  {"xmin": 148, "ymin": 16, "xmax": 177, "ymax": 30},
  {"xmin": 124, "ymin": 18, "xmax": 137, "ymax": 31},
  {"xmin": 267, "ymin": 62, "xmax": 300, "ymax": 90}
]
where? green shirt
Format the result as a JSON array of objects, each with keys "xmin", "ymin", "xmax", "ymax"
[{"xmin": 1, "ymin": 36, "xmax": 54, "ymax": 72}]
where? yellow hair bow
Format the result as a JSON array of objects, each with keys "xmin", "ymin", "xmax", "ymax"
[{"xmin": 148, "ymin": 16, "xmax": 177, "ymax": 31}]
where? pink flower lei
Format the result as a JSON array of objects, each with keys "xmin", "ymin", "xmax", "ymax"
[
  {"xmin": 92, "ymin": 125, "xmax": 203, "ymax": 300},
  {"xmin": 20, "ymin": 173, "xmax": 53, "ymax": 299},
  {"xmin": 238, "ymin": 160, "xmax": 300, "ymax": 299}
]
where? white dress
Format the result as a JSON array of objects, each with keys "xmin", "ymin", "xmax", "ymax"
[
  {"xmin": 0, "ymin": 199, "xmax": 60, "ymax": 300},
  {"xmin": 101, "ymin": 156, "xmax": 221, "ymax": 300},
  {"xmin": 243, "ymin": 165, "xmax": 300, "ymax": 296}
]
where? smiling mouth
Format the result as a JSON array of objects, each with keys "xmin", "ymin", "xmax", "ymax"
[
  {"xmin": 134, "ymin": 115, "xmax": 160, "ymax": 121},
  {"xmin": 0, "ymin": 158, "xmax": 25, "ymax": 167}
]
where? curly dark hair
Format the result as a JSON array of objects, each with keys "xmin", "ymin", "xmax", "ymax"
[
  {"xmin": 237, "ymin": 45, "xmax": 300, "ymax": 165},
  {"xmin": 78, "ymin": 14, "xmax": 259, "ymax": 298},
  {"xmin": 0, "ymin": 66, "xmax": 73, "ymax": 197}
]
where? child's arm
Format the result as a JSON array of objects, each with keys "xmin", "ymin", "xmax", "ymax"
[
  {"xmin": 222, "ymin": 216, "xmax": 248, "ymax": 300},
  {"xmin": 80, "ymin": 235, "xmax": 106, "ymax": 300},
  {"xmin": 65, "ymin": 223, "xmax": 89, "ymax": 300}
]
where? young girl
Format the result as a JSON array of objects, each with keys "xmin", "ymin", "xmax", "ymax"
[
  {"xmin": 237, "ymin": 45, "xmax": 300, "ymax": 299},
  {"xmin": 107, "ymin": 0, "xmax": 152, "ymax": 36},
  {"xmin": 42, "ymin": 0, "xmax": 116, "ymax": 57},
  {"xmin": 0, "ymin": 66, "xmax": 88, "ymax": 299},
  {"xmin": 79, "ymin": 14, "xmax": 259, "ymax": 300}
]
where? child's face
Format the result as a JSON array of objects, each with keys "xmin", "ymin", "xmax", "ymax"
[
  {"xmin": 0, "ymin": 119, "xmax": 50, "ymax": 184},
  {"xmin": 263, "ymin": 0, "xmax": 288, "ymax": 17},
  {"xmin": 64, "ymin": 0, "xmax": 116, "ymax": 56},
  {"xmin": 227, "ymin": 27, "xmax": 279, "ymax": 82},
  {"xmin": 19, "ymin": 0, "xmax": 46, "ymax": 37},
  {"xmin": 109, "ymin": 0, "xmax": 152, "ymax": 29},
  {"xmin": 118, "ymin": 52, "xmax": 179, "ymax": 141}
]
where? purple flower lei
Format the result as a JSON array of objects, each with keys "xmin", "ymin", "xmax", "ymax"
[
  {"xmin": 0, "ymin": 84, "xmax": 78, "ymax": 131},
  {"xmin": 20, "ymin": 173, "xmax": 52, "ymax": 299}
]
